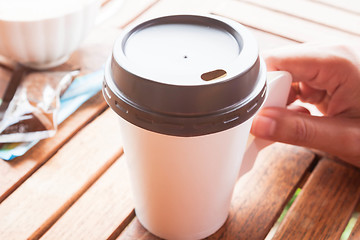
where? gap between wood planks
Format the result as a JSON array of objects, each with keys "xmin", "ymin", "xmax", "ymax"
[
  {"xmin": 29, "ymin": 149, "xmax": 125, "ymax": 240},
  {"xmin": 265, "ymin": 153, "xmax": 321, "ymax": 239},
  {"xmin": 117, "ymin": 0, "xmax": 161, "ymax": 29},
  {"xmin": 212, "ymin": 12, "xmax": 303, "ymax": 44},
  {"xmin": 214, "ymin": 0, "xmax": 359, "ymax": 43},
  {"xmin": 0, "ymin": 92, "xmax": 108, "ymax": 204},
  {"xmin": 237, "ymin": 0, "xmax": 360, "ymax": 37},
  {"xmin": 108, "ymin": 209, "xmax": 136, "ymax": 240},
  {"xmin": 312, "ymin": 0, "xmax": 360, "ymax": 16},
  {"xmin": 343, "ymin": 200, "xmax": 360, "ymax": 240},
  {"xmin": 0, "ymin": 0, "xmax": 159, "ymax": 205},
  {"xmin": 273, "ymin": 157, "xmax": 360, "ymax": 239}
]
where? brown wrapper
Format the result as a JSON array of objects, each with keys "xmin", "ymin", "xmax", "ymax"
[{"xmin": 0, "ymin": 69, "xmax": 79, "ymax": 143}]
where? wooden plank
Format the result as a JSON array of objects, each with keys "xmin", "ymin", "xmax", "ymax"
[
  {"xmin": 0, "ymin": 0, "xmax": 159, "ymax": 203},
  {"xmin": 117, "ymin": 143, "xmax": 316, "ymax": 239},
  {"xmin": 249, "ymin": 29, "xmax": 298, "ymax": 53},
  {"xmin": 313, "ymin": 0, "xmax": 360, "ymax": 15},
  {"xmin": 349, "ymin": 207, "xmax": 360, "ymax": 240},
  {"xmin": 239, "ymin": 0, "xmax": 360, "ymax": 36},
  {"xmin": 208, "ymin": 143, "xmax": 315, "ymax": 239},
  {"xmin": 349, "ymin": 198, "xmax": 360, "ymax": 240},
  {"xmin": 127, "ymin": 0, "xmax": 298, "ymax": 51},
  {"xmin": 0, "ymin": 109, "xmax": 123, "ymax": 240},
  {"xmin": 41, "ymin": 156, "xmax": 134, "ymax": 240},
  {"xmin": 117, "ymin": 218, "xmax": 159, "ymax": 240},
  {"xmin": 0, "ymin": 91, "xmax": 107, "ymax": 203},
  {"xmin": 103, "ymin": 0, "xmax": 160, "ymax": 29},
  {"xmin": 213, "ymin": 0, "xmax": 359, "ymax": 43},
  {"xmin": 127, "ymin": 0, "xmax": 221, "ymax": 25},
  {"xmin": 273, "ymin": 158, "xmax": 360, "ymax": 240}
]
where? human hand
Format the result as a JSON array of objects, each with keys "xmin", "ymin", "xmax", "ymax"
[{"xmin": 251, "ymin": 42, "xmax": 360, "ymax": 166}]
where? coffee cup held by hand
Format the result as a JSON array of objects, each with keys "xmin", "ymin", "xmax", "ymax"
[
  {"xmin": 0, "ymin": 0, "xmax": 101, "ymax": 69},
  {"xmin": 103, "ymin": 15, "xmax": 292, "ymax": 240}
]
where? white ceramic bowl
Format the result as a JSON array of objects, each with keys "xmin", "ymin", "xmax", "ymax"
[{"xmin": 0, "ymin": 0, "xmax": 101, "ymax": 69}]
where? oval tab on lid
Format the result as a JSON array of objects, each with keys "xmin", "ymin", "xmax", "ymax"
[{"xmin": 201, "ymin": 69, "xmax": 227, "ymax": 81}]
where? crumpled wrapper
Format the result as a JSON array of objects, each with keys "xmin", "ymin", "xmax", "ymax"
[{"xmin": 0, "ymin": 70, "xmax": 79, "ymax": 142}]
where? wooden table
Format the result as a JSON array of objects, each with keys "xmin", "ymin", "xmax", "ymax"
[{"xmin": 1, "ymin": 0, "xmax": 360, "ymax": 239}]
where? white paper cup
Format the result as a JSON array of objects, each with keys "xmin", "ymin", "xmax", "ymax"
[
  {"xmin": 103, "ymin": 15, "xmax": 291, "ymax": 239},
  {"xmin": 119, "ymin": 115, "xmax": 253, "ymax": 239}
]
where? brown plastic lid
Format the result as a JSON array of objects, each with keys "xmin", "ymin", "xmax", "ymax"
[{"xmin": 103, "ymin": 14, "xmax": 267, "ymax": 136}]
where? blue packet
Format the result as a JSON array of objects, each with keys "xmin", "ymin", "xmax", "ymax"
[{"xmin": 0, "ymin": 69, "xmax": 103, "ymax": 160}]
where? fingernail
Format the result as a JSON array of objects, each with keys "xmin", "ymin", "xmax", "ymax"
[{"xmin": 251, "ymin": 115, "xmax": 276, "ymax": 138}]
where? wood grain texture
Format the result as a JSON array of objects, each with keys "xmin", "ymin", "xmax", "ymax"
[
  {"xmin": 41, "ymin": 156, "xmax": 134, "ymax": 240},
  {"xmin": 126, "ymin": 0, "xmax": 221, "ymax": 26},
  {"xmin": 117, "ymin": 143, "xmax": 316, "ymax": 240},
  {"xmin": 0, "ymin": 109, "xmax": 123, "ymax": 240},
  {"xmin": 213, "ymin": 0, "xmax": 359, "ymax": 43},
  {"xmin": 102, "ymin": 0, "xmax": 160, "ymax": 29},
  {"xmin": 207, "ymin": 143, "xmax": 315, "ymax": 240},
  {"xmin": 117, "ymin": 218, "xmax": 160, "ymax": 240},
  {"xmin": 349, "ymin": 211, "xmax": 360, "ymax": 240},
  {"xmin": 239, "ymin": 0, "xmax": 360, "ymax": 36},
  {"xmin": 349, "ymin": 198, "xmax": 360, "ymax": 240},
  {"xmin": 126, "ymin": 0, "xmax": 298, "ymax": 51},
  {"xmin": 0, "ymin": 91, "xmax": 107, "ymax": 203},
  {"xmin": 0, "ymin": 0, "xmax": 160, "ymax": 204},
  {"xmin": 313, "ymin": 0, "xmax": 360, "ymax": 15},
  {"xmin": 273, "ymin": 158, "xmax": 360, "ymax": 240},
  {"xmin": 250, "ymin": 29, "xmax": 298, "ymax": 53},
  {"xmin": 2, "ymin": 1, "xmax": 359, "ymax": 240}
]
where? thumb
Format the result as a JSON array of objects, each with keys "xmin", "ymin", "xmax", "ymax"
[{"xmin": 250, "ymin": 107, "xmax": 360, "ymax": 166}]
